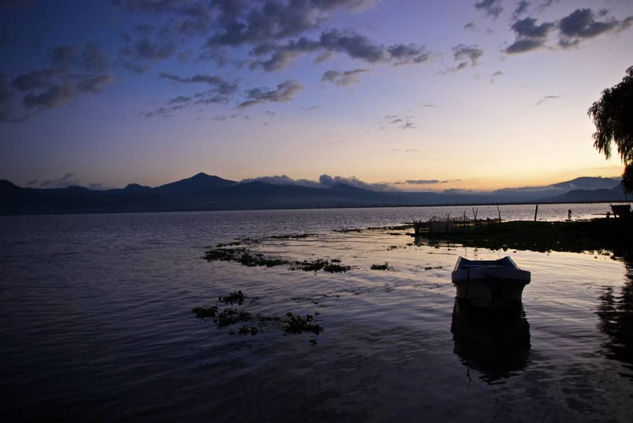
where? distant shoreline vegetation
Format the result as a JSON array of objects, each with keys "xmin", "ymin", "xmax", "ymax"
[{"xmin": 411, "ymin": 218, "xmax": 633, "ymax": 258}]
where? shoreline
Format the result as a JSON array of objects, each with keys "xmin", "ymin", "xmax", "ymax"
[{"xmin": 411, "ymin": 218, "xmax": 633, "ymax": 257}]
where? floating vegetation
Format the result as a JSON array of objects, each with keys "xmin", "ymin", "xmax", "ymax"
[
  {"xmin": 424, "ymin": 265, "xmax": 444, "ymax": 271},
  {"xmin": 333, "ymin": 228, "xmax": 362, "ymax": 233},
  {"xmin": 270, "ymin": 233, "xmax": 314, "ymax": 239},
  {"xmin": 215, "ymin": 241, "xmax": 242, "ymax": 248},
  {"xmin": 371, "ymin": 262, "xmax": 390, "ymax": 270},
  {"xmin": 219, "ymin": 290, "xmax": 245, "ymax": 305},
  {"xmin": 203, "ymin": 247, "xmax": 287, "ymax": 267},
  {"xmin": 216, "ymin": 308, "xmax": 253, "ymax": 327},
  {"xmin": 205, "ymin": 244, "xmax": 350, "ymax": 273},
  {"xmin": 284, "ymin": 312, "xmax": 322, "ymax": 335},
  {"xmin": 290, "ymin": 259, "xmax": 350, "ymax": 273},
  {"xmin": 238, "ymin": 325, "xmax": 259, "ymax": 336},
  {"xmin": 193, "ymin": 291, "xmax": 323, "ymax": 342},
  {"xmin": 192, "ymin": 306, "xmax": 218, "ymax": 319}
]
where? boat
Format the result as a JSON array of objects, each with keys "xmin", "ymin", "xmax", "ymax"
[{"xmin": 451, "ymin": 256, "xmax": 530, "ymax": 309}]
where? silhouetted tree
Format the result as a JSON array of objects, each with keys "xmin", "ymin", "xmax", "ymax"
[{"xmin": 588, "ymin": 66, "xmax": 633, "ymax": 193}]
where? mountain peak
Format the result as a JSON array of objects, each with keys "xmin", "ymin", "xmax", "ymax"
[{"xmin": 154, "ymin": 173, "xmax": 236, "ymax": 194}]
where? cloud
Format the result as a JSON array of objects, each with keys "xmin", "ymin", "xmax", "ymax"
[
  {"xmin": 400, "ymin": 179, "xmax": 450, "ymax": 185},
  {"xmin": 452, "ymin": 44, "xmax": 483, "ymax": 69},
  {"xmin": 513, "ymin": 1, "xmax": 530, "ymax": 19},
  {"xmin": 505, "ymin": 17, "xmax": 554, "ymax": 54},
  {"xmin": 512, "ymin": 17, "xmax": 554, "ymax": 38},
  {"xmin": 38, "ymin": 173, "xmax": 80, "ymax": 188},
  {"xmin": 463, "ymin": 22, "xmax": 477, "ymax": 32},
  {"xmin": 558, "ymin": 9, "xmax": 633, "ymax": 48},
  {"xmin": 537, "ymin": 0, "xmax": 558, "ymax": 11},
  {"xmin": 252, "ymin": 29, "xmax": 430, "ymax": 71},
  {"xmin": 207, "ymin": 0, "xmax": 378, "ymax": 48},
  {"xmin": 489, "ymin": 70, "xmax": 504, "ymax": 83},
  {"xmin": 3, "ymin": 43, "xmax": 113, "ymax": 121},
  {"xmin": 111, "ymin": 0, "xmax": 429, "ymax": 101},
  {"xmin": 536, "ymin": 95, "xmax": 559, "ymax": 105},
  {"xmin": 474, "ymin": 0, "xmax": 503, "ymax": 19},
  {"xmin": 505, "ymin": 8, "xmax": 632, "ymax": 54},
  {"xmin": 159, "ymin": 72, "xmax": 238, "ymax": 94},
  {"xmin": 383, "ymin": 113, "xmax": 414, "ymax": 130},
  {"xmin": 78, "ymin": 74, "xmax": 115, "ymax": 92},
  {"xmin": 145, "ymin": 73, "xmax": 243, "ymax": 117},
  {"xmin": 143, "ymin": 72, "xmax": 241, "ymax": 115},
  {"xmin": 320, "ymin": 29, "xmax": 428, "ymax": 64},
  {"xmin": 52, "ymin": 43, "xmax": 109, "ymax": 72},
  {"xmin": 241, "ymin": 173, "xmax": 396, "ymax": 191},
  {"xmin": 317, "ymin": 174, "xmax": 396, "ymax": 191},
  {"xmin": 239, "ymin": 80, "xmax": 303, "ymax": 108},
  {"xmin": 322, "ymin": 69, "xmax": 367, "ymax": 86},
  {"xmin": 0, "ymin": 75, "xmax": 16, "ymax": 121}
]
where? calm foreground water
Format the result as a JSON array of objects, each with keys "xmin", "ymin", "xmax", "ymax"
[{"xmin": 1, "ymin": 203, "xmax": 632, "ymax": 421}]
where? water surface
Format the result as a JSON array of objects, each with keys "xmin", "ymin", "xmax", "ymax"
[{"xmin": 1, "ymin": 204, "xmax": 631, "ymax": 421}]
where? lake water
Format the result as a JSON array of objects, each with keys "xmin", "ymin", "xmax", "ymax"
[{"xmin": 1, "ymin": 203, "xmax": 632, "ymax": 421}]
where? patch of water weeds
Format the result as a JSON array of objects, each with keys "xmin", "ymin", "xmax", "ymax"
[
  {"xmin": 371, "ymin": 262, "xmax": 390, "ymax": 270},
  {"xmin": 269, "ymin": 233, "xmax": 315, "ymax": 240},
  {"xmin": 204, "ymin": 247, "xmax": 287, "ymax": 267},
  {"xmin": 290, "ymin": 259, "xmax": 350, "ymax": 273},
  {"xmin": 193, "ymin": 291, "xmax": 323, "ymax": 342},
  {"xmin": 284, "ymin": 312, "xmax": 322, "ymax": 335},
  {"xmin": 219, "ymin": 290, "xmax": 245, "ymax": 305},
  {"xmin": 204, "ymin": 245, "xmax": 350, "ymax": 273}
]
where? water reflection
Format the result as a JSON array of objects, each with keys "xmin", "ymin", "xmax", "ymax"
[
  {"xmin": 597, "ymin": 258, "xmax": 633, "ymax": 376},
  {"xmin": 451, "ymin": 299, "xmax": 531, "ymax": 384}
]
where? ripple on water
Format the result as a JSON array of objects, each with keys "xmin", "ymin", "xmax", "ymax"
[{"xmin": 1, "ymin": 207, "xmax": 632, "ymax": 421}]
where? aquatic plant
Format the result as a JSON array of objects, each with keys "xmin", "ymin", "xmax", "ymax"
[
  {"xmin": 219, "ymin": 290, "xmax": 245, "ymax": 305},
  {"xmin": 204, "ymin": 243, "xmax": 351, "ymax": 272},
  {"xmin": 192, "ymin": 306, "xmax": 218, "ymax": 319},
  {"xmin": 291, "ymin": 259, "xmax": 350, "ymax": 273},
  {"xmin": 371, "ymin": 262, "xmax": 390, "ymax": 270},
  {"xmin": 216, "ymin": 308, "xmax": 253, "ymax": 327},
  {"xmin": 204, "ymin": 247, "xmax": 287, "ymax": 267},
  {"xmin": 238, "ymin": 325, "xmax": 259, "ymax": 335},
  {"xmin": 284, "ymin": 312, "xmax": 322, "ymax": 335}
]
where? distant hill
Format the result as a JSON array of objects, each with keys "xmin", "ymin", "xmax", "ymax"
[
  {"xmin": 154, "ymin": 172, "xmax": 236, "ymax": 194},
  {"xmin": 0, "ymin": 174, "xmax": 629, "ymax": 215},
  {"xmin": 490, "ymin": 177, "xmax": 621, "ymax": 203},
  {"xmin": 543, "ymin": 182, "xmax": 632, "ymax": 203}
]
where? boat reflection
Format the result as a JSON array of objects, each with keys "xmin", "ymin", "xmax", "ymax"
[
  {"xmin": 451, "ymin": 299, "xmax": 531, "ymax": 384},
  {"xmin": 596, "ymin": 257, "xmax": 633, "ymax": 376}
]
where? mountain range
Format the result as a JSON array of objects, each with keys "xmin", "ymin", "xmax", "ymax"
[{"xmin": 1, "ymin": 173, "xmax": 630, "ymax": 215}]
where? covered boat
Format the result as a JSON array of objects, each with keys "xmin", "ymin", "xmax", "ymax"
[{"xmin": 451, "ymin": 256, "xmax": 530, "ymax": 309}]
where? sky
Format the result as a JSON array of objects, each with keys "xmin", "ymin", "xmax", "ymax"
[{"xmin": 1, "ymin": 0, "xmax": 632, "ymax": 191}]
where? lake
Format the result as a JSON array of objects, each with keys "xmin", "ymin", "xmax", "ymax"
[{"xmin": 1, "ymin": 203, "xmax": 632, "ymax": 421}]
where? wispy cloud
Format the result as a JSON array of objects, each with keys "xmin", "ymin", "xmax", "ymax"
[
  {"xmin": 536, "ymin": 95, "xmax": 559, "ymax": 105},
  {"xmin": 558, "ymin": 8, "xmax": 633, "ymax": 48},
  {"xmin": 239, "ymin": 80, "xmax": 303, "ymax": 108},
  {"xmin": 451, "ymin": 44, "xmax": 484, "ymax": 70},
  {"xmin": 505, "ymin": 17, "xmax": 555, "ymax": 54},
  {"xmin": 384, "ymin": 113, "xmax": 415, "ymax": 130},
  {"xmin": 322, "ymin": 69, "xmax": 367, "ymax": 86},
  {"xmin": 241, "ymin": 173, "xmax": 397, "ymax": 191},
  {"xmin": 2, "ymin": 43, "xmax": 113, "ymax": 122},
  {"xmin": 474, "ymin": 0, "xmax": 503, "ymax": 19}
]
